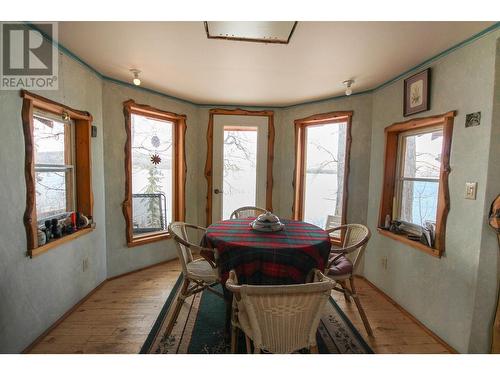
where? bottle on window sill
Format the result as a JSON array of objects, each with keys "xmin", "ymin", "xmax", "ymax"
[
  {"xmin": 51, "ymin": 218, "xmax": 62, "ymax": 239},
  {"xmin": 44, "ymin": 220, "xmax": 53, "ymax": 241},
  {"xmin": 384, "ymin": 214, "xmax": 391, "ymax": 229},
  {"xmin": 37, "ymin": 229, "xmax": 46, "ymax": 246}
]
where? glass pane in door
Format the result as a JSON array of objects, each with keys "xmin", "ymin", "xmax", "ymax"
[
  {"xmin": 303, "ymin": 122, "xmax": 347, "ymax": 229},
  {"xmin": 222, "ymin": 128, "xmax": 258, "ymax": 219}
]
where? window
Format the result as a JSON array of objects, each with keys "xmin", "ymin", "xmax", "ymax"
[
  {"xmin": 123, "ymin": 100, "xmax": 186, "ymax": 247},
  {"xmin": 34, "ymin": 112, "xmax": 75, "ymax": 222},
  {"xmin": 378, "ymin": 111, "xmax": 455, "ymax": 257},
  {"xmin": 293, "ymin": 112, "xmax": 352, "ymax": 240},
  {"xmin": 22, "ymin": 90, "xmax": 94, "ymax": 257},
  {"xmin": 395, "ymin": 127, "xmax": 442, "ymax": 227}
]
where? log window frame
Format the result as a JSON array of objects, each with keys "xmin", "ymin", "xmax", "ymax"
[
  {"xmin": 292, "ymin": 111, "xmax": 353, "ymax": 244},
  {"xmin": 377, "ymin": 111, "xmax": 455, "ymax": 257},
  {"xmin": 122, "ymin": 100, "xmax": 187, "ymax": 247},
  {"xmin": 21, "ymin": 90, "xmax": 94, "ymax": 258}
]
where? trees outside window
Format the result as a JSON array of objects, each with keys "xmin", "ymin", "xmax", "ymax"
[
  {"xmin": 293, "ymin": 111, "xmax": 352, "ymax": 242},
  {"xmin": 396, "ymin": 128, "xmax": 443, "ymax": 227},
  {"xmin": 123, "ymin": 100, "xmax": 186, "ymax": 247},
  {"xmin": 378, "ymin": 111, "xmax": 455, "ymax": 257},
  {"xmin": 21, "ymin": 90, "xmax": 94, "ymax": 257}
]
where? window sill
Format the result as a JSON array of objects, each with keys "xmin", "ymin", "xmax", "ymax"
[
  {"xmin": 377, "ymin": 228, "xmax": 441, "ymax": 258},
  {"xmin": 127, "ymin": 231, "xmax": 171, "ymax": 248},
  {"xmin": 28, "ymin": 227, "xmax": 94, "ymax": 258}
]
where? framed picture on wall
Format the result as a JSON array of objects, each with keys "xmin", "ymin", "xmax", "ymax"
[{"xmin": 403, "ymin": 68, "xmax": 430, "ymax": 116}]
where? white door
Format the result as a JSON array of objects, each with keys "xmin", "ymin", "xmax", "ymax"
[{"xmin": 212, "ymin": 115, "xmax": 268, "ymax": 222}]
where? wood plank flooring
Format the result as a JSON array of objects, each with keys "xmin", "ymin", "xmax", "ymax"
[
  {"xmin": 28, "ymin": 259, "xmax": 453, "ymax": 354},
  {"xmin": 29, "ymin": 260, "xmax": 182, "ymax": 354},
  {"xmin": 331, "ymin": 278, "xmax": 453, "ymax": 354}
]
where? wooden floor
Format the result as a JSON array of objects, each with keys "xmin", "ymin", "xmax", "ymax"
[
  {"xmin": 28, "ymin": 259, "xmax": 452, "ymax": 354},
  {"xmin": 332, "ymin": 278, "xmax": 452, "ymax": 353}
]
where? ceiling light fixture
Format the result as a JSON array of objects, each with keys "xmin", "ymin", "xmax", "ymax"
[
  {"xmin": 130, "ymin": 69, "xmax": 141, "ymax": 86},
  {"xmin": 343, "ymin": 79, "xmax": 354, "ymax": 96},
  {"xmin": 204, "ymin": 21, "xmax": 297, "ymax": 44}
]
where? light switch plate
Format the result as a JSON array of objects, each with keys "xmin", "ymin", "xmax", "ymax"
[{"xmin": 465, "ymin": 182, "xmax": 477, "ymax": 200}]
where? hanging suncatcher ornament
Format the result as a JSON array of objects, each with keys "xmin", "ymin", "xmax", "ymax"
[
  {"xmin": 151, "ymin": 135, "xmax": 161, "ymax": 148},
  {"xmin": 150, "ymin": 154, "xmax": 161, "ymax": 165}
]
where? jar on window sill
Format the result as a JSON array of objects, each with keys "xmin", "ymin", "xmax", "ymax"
[{"xmin": 37, "ymin": 229, "xmax": 46, "ymax": 246}]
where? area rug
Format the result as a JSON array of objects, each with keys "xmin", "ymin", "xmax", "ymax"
[{"xmin": 140, "ymin": 275, "xmax": 373, "ymax": 354}]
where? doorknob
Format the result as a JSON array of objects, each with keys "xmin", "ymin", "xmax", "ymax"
[{"xmin": 214, "ymin": 188, "xmax": 223, "ymax": 194}]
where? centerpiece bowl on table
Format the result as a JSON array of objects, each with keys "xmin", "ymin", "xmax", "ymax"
[{"xmin": 250, "ymin": 211, "xmax": 285, "ymax": 232}]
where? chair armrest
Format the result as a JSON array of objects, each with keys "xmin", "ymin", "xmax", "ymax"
[
  {"xmin": 312, "ymin": 269, "xmax": 327, "ymax": 282},
  {"xmin": 326, "ymin": 225, "xmax": 346, "ymax": 236},
  {"xmin": 312, "ymin": 269, "xmax": 337, "ymax": 289},
  {"xmin": 333, "ymin": 242, "xmax": 369, "ymax": 255},
  {"xmin": 225, "ymin": 270, "xmax": 242, "ymax": 293},
  {"xmin": 326, "ymin": 225, "xmax": 371, "ymax": 254}
]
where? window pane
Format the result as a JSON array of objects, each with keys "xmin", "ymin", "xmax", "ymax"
[
  {"xmin": 131, "ymin": 114, "xmax": 173, "ymax": 236},
  {"xmin": 222, "ymin": 129, "xmax": 258, "ymax": 220},
  {"xmin": 34, "ymin": 116, "xmax": 66, "ymax": 165},
  {"xmin": 36, "ymin": 170, "xmax": 73, "ymax": 221},
  {"xmin": 303, "ymin": 122, "xmax": 347, "ymax": 229},
  {"xmin": 403, "ymin": 130, "xmax": 443, "ymax": 179},
  {"xmin": 399, "ymin": 180, "xmax": 439, "ymax": 226},
  {"xmin": 33, "ymin": 114, "xmax": 73, "ymax": 222}
]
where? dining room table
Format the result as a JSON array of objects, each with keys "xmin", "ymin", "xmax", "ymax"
[
  {"xmin": 201, "ymin": 216, "xmax": 333, "ymax": 336},
  {"xmin": 202, "ymin": 217, "xmax": 332, "ymax": 289}
]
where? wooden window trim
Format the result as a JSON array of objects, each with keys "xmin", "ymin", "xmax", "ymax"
[
  {"xmin": 378, "ymin": 111, "xmax": 456, "ymax": 257},
  {"xmin": 122, "ymin": 100, "xmax": 187, "ymax": 247},
  {"xmin": 292, "ymin": 111, "xmax": 353, "ymax": 245},
  {"xmin": 21, "ymin": 90, "xmax": 94, "ymax": 257},
  {"xmin": 204, "ymin": 108, "xmax": 275, "ymax": 226}
]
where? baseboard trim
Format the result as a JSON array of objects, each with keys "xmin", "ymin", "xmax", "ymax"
[
  {"xmin": 356, "ymin": 275, "xmax": 458, "ymax": 354},
  {"xmin": 22, "ymin": 258, "xmax": 173, "ymax": 353},
  {"xmin": 107, "ymin": 259, "xmax": 172, "ymax": 281}
]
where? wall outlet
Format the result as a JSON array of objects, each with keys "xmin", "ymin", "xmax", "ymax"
[
  {"xmin": 465, "ymin": 182, "xmax": 477, "ymax": 200},
  {"xmin": 82, "ymin": 257, "xmax": 89, "ymax": 272},
  {"xmin": 381, "ymin": 256, "xmax": 388, "ymax": 270}
]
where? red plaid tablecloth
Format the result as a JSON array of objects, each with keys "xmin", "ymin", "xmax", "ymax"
[{"xmin": 202, "ymin": 218, "xmax": 331, "ymax": 287}]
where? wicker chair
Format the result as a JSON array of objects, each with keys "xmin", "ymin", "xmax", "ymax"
[
  {"xmin": 225, "ymin": 269, "xmax": 335, "ymax": 354},
  {"xmin": 325, "ymin": 223, "xmax": 373, "ymax": 336},
  {"xmin": 229, "ymin": 206, "xmax": 267, "ymax": 220},
  {"xmin": 166, "ymin": 222, "xmax": 223, "ymax": 336}
]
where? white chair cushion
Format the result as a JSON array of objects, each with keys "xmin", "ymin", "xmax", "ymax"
[{"xmin": 186, "ymin": 258, "xmax": 218, "ymax": 283}]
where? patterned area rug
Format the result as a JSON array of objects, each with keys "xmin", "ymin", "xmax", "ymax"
[{"xmin": 140, "ymin": 275, "xmax": 373, "ymax": 354}]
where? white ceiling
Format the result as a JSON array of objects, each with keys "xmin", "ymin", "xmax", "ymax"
[{"xmin": 58, "ymin": 21, "xmax": 494, "ymax": 106}]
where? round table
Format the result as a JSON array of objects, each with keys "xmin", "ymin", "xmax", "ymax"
[{"xmin": 203, "ymin": 218, "xmax": 331, "ymax": 286}]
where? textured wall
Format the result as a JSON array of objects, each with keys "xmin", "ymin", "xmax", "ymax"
[
  {"xmin": 0, "ymin": 53, "xmax": 107, "ymax": 353},
  {"xmin": 102, "ymin": 82, "xmax": 200, "ymax": 278},
  {"xmin": 1, "ymin": 27, "xmax": 499, "ymax": 354},
  {"xmin": 275, "ymin": 95, "xmax": 373, "ymax": 224},
  {"xmin": 468, "ymin": 37, "xmax": 500, "ymax": 353},
  {"xmin": 364, "ymin": 30, "xmax": 500, "ymax": 353}
]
